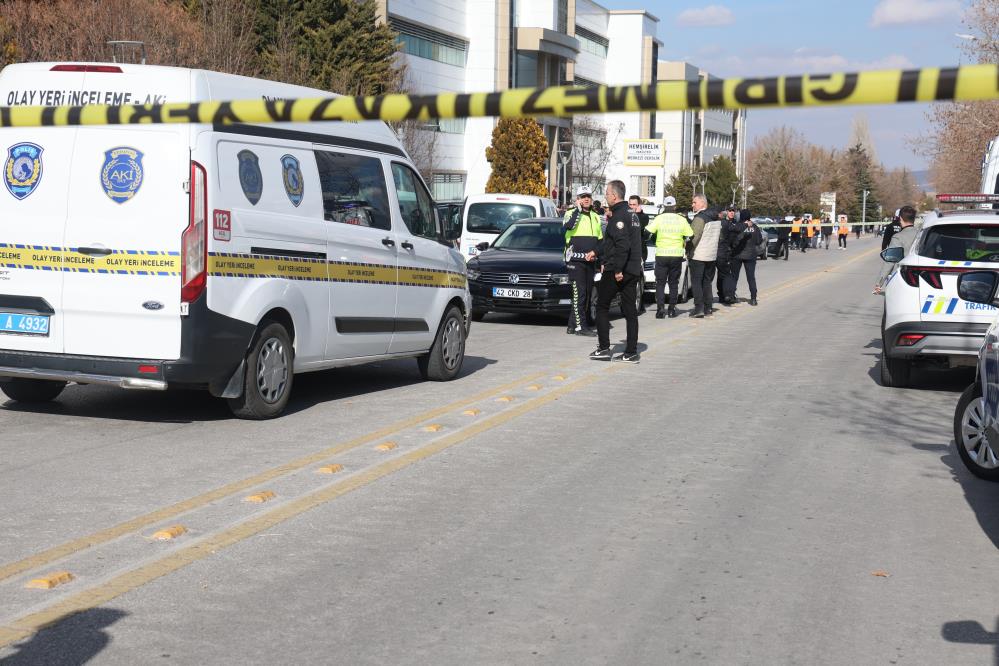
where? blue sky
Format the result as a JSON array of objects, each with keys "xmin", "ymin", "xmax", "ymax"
[{"xmin": 599, "ymin": 0, "xmax": 970, "ymax": 169}]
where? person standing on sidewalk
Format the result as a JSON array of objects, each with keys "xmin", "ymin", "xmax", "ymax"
[
  {"xmin": 588, "ymin": 180, "xmax": 643, "ymax": 363},
  {"xmin": 874, "ymin": 205, "xmax": 917, "ymax": 294},
  {"xmin": 837, "ymin": 215, "xmax": 850, "ymax": 249},
  {"xmin": 629, "ymin": 195, "xmax": 650, "ymax": 314},
  {"xmin": 644, "ymin": 195, "xmax": 692, "ymax": 318},
  {"xmin": 821, "ymin": 217, "xmax": 833, "ymax": 250},
  {"xmin": 687, "ymin": 194, "xmax": 721, "ymax": 319},
  {"xmin": 790, "ymin": 216, "xmax": 803, "ymax": 253},
  {"xmin": 562, "ymin": 185, "xmax": 602, "ymax": 336},
  {"xmin": 775, "ymin": 216, "xmax": 791, "ymax": 260},
  {"xmin": 717, "ymin": 207, "xmax": 742, "ymax": 306},
  {"xmin": 730, "ymin": 209, "xmax": 762, "ymax": 306}
]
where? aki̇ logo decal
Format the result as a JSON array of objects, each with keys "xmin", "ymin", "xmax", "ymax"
[
  {"xmin": 237, "ymin": 149, "xmax": 262, "ymax": 205},
  {"xmin": 101, "ymin": 146, "xmax": 144, "ymax": 204},
  {"xmin": 4, "ymin": 142, "xmax": 43, "ymax": 200},
  {"xmin": 281, "ymin": 154, "xmax": 303, "ymax": 207}
]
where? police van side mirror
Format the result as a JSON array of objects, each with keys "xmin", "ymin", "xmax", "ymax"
[
  {"xmin": 880, "ymin": 247, "xmax": 904, "ymax": 263},
  {"xmin": 442, "ymin": 221, "xmax": 462, "ymax": 242},
  {"xmin": 476, "ymin": 241, "xmax": 490, "ymax": 252},
  {"xmin": 958, "ymin": 272, "xmax": 999, "ymax": 305}
]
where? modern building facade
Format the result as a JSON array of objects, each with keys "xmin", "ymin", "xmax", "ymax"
[{"xmin": 378, "ymin": 0, "xmax": 745, "ymax": 205}]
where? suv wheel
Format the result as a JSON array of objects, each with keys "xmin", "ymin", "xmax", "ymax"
[
  {"xmin": 880, "ymin": 354, "xmax": 911, "ymax": 388},
  {"xmin": 0, "ymin": 378, "xmax": 67, "ymax": 403},
  {"xmin": 418, "ymin": 306, "xmax": 465, "ymax": 381},
  {"xmin": 954, "ymin": 383, "xmax": 999, "ymax": 481},
  {"xmin": 227, "ymin": 321, "xmax": 294, "ymax": 420}
]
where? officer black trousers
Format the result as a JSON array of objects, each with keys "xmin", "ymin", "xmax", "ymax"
[
  {"xmin": 729, "ymin": 259, "xmax": 758, "ymax": 298},
  {"xmin": 566, "ymin": 262, "xmax": 595, "ymax": 330},
  {"xmin": 688, "ymin": 259, "xmax": 715, "ymax": 313},
  {"xmin": 596, "ymin": 271, "xmax": 639, "ymax": 354},
  {"xmin": 716, "ymin": 257, "xmax": 734, "ymax": 301},
  {"xmin": 653, "ymin": 256, "xmax": 683, "ymax": 309}
]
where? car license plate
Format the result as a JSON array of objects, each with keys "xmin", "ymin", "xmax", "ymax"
[
  {"xmin": 492, "ymin": 287, "xmax": 533, "ymax": 299},
  {"xmin": 0, "ymin": 312, "xmax": 50, "ymax": 336}
]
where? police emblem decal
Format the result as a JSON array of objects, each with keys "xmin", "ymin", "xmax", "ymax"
[
  {"xmin": 616, "ymin": 221, "xmax": 624, "ymax": 229},
  {"xmin": 4, "ymin": 142, "xmax": 43, "ymax": 200},
  {"xmin": 101, "ymin": 147, "xmax": 144, "ymax": 204},
  {"xmin": 237, "ymin": 149, "xmax": 262, "ymax": 205},
  {"xmin": 281, "ymin": 154, "xmax": 304, "ymax": 207}
]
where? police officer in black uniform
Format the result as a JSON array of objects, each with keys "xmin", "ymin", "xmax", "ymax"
[
  {"xmin": 562, "ymin": 186, "xmax": 602, "ymax": 336},
  {"xmin": 588, "ymin": 180, "xmax": 643, "ymax": 363}
]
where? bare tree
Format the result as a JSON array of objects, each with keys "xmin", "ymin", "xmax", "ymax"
[
  {"xmin": 566, "ymin": 116, "xmax": 624, "ymax": 193},
  {"xmin": 746, "ymin": 127, "xmax": 820, "ymax": 215}
]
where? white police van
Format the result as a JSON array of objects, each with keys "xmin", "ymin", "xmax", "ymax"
[{"xmin": 0, "ymin": 62, "xmax": 470, "ymax": 418}]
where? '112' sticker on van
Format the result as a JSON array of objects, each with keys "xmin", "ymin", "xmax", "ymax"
[
  {"xmin": 101, "ymin": 147, "xmax": 144, "ymax": 204},
  {"xmin": 213, "ymin": 209, "xmax": 232, "ymax": 242}
]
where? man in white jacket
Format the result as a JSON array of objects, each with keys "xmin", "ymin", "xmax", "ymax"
[{"xmin": 687, "ymin": 194, "xmax": 721, "ymax": 318}]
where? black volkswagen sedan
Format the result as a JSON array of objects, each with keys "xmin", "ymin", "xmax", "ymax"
[{"xmin": 467, "ymin": 218, "xmax": 573, "ymax": 320}]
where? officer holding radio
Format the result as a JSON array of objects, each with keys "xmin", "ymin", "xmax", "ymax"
[{"xmin": 563, "ymin": 186, "xmax": 602, "ymax": 336}]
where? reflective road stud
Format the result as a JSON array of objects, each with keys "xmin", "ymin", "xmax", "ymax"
[
  {"xmin": 463, "ymin": 409, "xmax": 481, "ymax": 416},
  {"xmin": 316, "ymin": 464, "xmax": 344, "ymax": 475},
  {"xmin": 25, "ymin": 571, "xmax": 74, "ymax": 589},
  {"xmin": 497, "ymin": 396, "xmax": 514, "ymax": 403},
  {"xmin": 243, "ymin": 491, "xmax": 277, "ymax": 504},
  {"xmin": 552, "ymin": 374, "xmax": 567, "ymax": 381},
  {"xmin": 150, "ymin": 526, "xmax": 187, "ymax": 541},
  {"xmin": 423, "ymin": 424, "xmax": 444, "ymax": 432},
  {"xmin": 375, "ymin": 442, "xmax": 398, "ymax": 452},
  {"xmin": 526, "ymin": 385, "xmax": 542, "ymax": 391}
]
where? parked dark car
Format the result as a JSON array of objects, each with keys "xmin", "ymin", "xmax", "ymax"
[{"xmin": 467, "ymin": 218, "xmax": 640, "ymax": 321}]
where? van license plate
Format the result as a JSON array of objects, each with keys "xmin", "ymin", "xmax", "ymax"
[
  {"xmin": 492, "ymin": 288, "xmax": 532, "ymax": 299},
  {"xmin": 0, "ymin": 312, "xmax": 50, "ymax": 336}
]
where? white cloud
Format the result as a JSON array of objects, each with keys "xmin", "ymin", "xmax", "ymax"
[
  {"xmin": 871, "ymin": 0, "xmax": 960, "ymax": 27},
  {"xmin": 676, "ymin": 5, "xmax": 735, "ymax": 28},
  {"xmin": 690, "ymin": 49, "xmax": 915, "ymax": 78}
]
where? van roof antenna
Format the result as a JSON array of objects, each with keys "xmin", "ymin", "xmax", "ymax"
[{"xmin": 107, "ymin": 41, "xmax": 147, "ymax": 66}]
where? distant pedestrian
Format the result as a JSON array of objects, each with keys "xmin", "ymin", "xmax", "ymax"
[
  {"xmin": 790, "ymin": 216, "xmax": 803, "ymax": 253},
  {"xmin": 687, "ymin": 194, "xmax": 721, "ymax": 318},
  {"xmin": 730, "ymin": 209, "xmax": 762, "ymax": 305},
  {"xmin": 775, "ymin": 216, "xmax": 791, "ymax": 260},
  {"xmin": 882, "ymin": 209, "xmax": 902, "ymax": 250},
  {"xmin": 644, "ymin": 195, "xmax": 692, "ymax": 318},
  {"xmin": 837, "ymin": 215, "xmax": 850, "ymax": 249},
  {"xmin": 821, "ymin": 218, "xmax": 833, "ymax": 250},
  {"xmin": 588, "ymin": 180, "xmax": 643, "ymax": 363}
]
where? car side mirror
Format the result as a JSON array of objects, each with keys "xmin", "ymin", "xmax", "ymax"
[
  {"xmin": 442, "ymin": 222, "xmax": 462, "ymax": 242},
  {"xmin": 880, "ymin": 247, "xmax": 904, "ymax": 263},
  {"xmin": 958, "ymin": 271, "xmax": 999, "ymax": 304},
  {"xmin": 475, "ymin": 241, "xmax": 490, "ymax": 251}
]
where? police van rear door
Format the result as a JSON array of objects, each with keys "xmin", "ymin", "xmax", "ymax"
[
  {"xmin": 58, "ymin": 65, "xmax": 191, "ymax": 359},
  {"xmin": 916, "ymin": 222, "xmax": 999, "ymax": 324}
]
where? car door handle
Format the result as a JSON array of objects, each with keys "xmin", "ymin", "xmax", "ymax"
[
  {"xmin": 401, "ymin": 241, "xmax": 414, "ymax": 251},
  {"xmin": 76, "ymin": 246, "xmax": 113, "ymax": 256},
  {"xmin": 381, "ymin": 238, "xmax": 395, "ymax": 247}
]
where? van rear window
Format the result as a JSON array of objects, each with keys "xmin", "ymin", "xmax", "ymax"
[
  {"xmin": 919, "ymin": 224, "xmax": 999, "ymax": 263},
  {"xmin": 315, "ymin": 151, "xmax": 391, "ymax": 231},
  {"xmin": 466, "ymin": 203, "xmax": 536, "ymax": 234}
]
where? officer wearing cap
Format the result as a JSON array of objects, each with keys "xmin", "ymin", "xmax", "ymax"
[
  {"xmin": 644, "ymin": 196, "xmax": 692, "ymax": 318},
  {"xmin": 563, "ymin": 185, "xmax": 603, "ymax": 335}
]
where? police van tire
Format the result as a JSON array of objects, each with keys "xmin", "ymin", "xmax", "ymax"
[
  {"xmin": 227, "ymin": 321, "xmax": 294, "ymax": 420},
  {"xmin": 0, "ymin": 378, "xmax": 66, "ymax": 403},
  {"xmin": 954, "ymin": 383, "xmax": 999, "ymax": 481},
  {"xmin": 880, "ymin": 354, "xmax": 911, "ymax": 388},
  {"xmin": 418, "ymin": 306, "xmax": 465, "ymax": 381}
]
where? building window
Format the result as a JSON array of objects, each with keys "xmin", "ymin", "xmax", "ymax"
[
  {"xmin": 432, "ymin": 173, "xmax": 465, "ymax": 200},
  {"xmin": 629, "ymin": 175, "xmax": 656, "ymax": 199},
  {"xmin": 426, "ymin": 118, "xmax": 466, "ymax": 134},
  {"xmin": 573, "ymin": 75, "xmax": 602, "ymax": 88},
  {"xmin": 557, "ymin": 0, "xmax": 568, "ymax": 34},
  {"xmin": 575, "ymin": 26, "xmax": 609, "ymax": 58},
  {"xmin": 389, "ymin": 16, "xmax": 467, "ymax": 67}
]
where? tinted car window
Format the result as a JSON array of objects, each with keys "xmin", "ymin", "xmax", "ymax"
[
  {"xmin": 314, "ymin": 151, "xmax": 391, "ymax": 230},
  {"xmin": 392, "ymin": 163, "xmax": 438, "ymax": 240},
  {"xmin": 467, "ymin": 203, "xmax": 536, "ymax": 234},
  {"xmin": 919, "ymin": 224, "xmax": 999, "ymax": 263},
  {"xmin": 493, "ymin": 223, "xmax": 564, "ymax": 251}
]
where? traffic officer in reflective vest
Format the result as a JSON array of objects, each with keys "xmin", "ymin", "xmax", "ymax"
[
  {"xmin": 563, "ymin": 185, "xmax": 602, "ymax": 335},
  {"xmin": 644, "ymin": 196, "xmax": 692, "ymax": 318}
]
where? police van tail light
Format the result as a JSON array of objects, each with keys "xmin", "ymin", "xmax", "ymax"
[
  {"xmin": 181, "ymin": 161, "xmax": 208, "ymax": 304},
  {"xmin": 897, "ymin": 334, "xmax": 926, "ymax": 347},
  {"xmin": 900, "ymin": 266, "xmax": 921, "ymax": 287}
]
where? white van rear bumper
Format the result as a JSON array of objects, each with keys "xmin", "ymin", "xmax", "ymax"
[{"xmin": 0, "ymin": 365, "xmax": 166, "ymax": 390}]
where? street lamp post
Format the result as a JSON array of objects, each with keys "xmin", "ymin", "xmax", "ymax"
[
  {"xmin": 743, "ymin": 185, "xmax": 754, "ymax": 209},
  {"xmin": 862, "ymin": 189, "xmax": 870, "ymax": 233},
  {"xmin": 697, "ymin": 171, "xmax": 707, "ymax": 197},
  {"xmin": 558, "ymin": 141, "xmax": 573, "ymax": 211},
  {"xmin": 730, "ymin": 183, "xmax": 738, "ymax": 206}
]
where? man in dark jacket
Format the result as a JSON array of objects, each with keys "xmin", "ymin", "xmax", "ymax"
[
  {"xmin": 587, "ymin": 180, "xmax": 643, "ymax": 363},
  {"xmin": 629, "ymin": 195, "xmax": 650, "ymax": 313},
  {"xmin": 730, "ymin": 209, "xmax": 763, "ymax": 305},
  {"xmin": 717, "ymin": 206, "xmax": 742, "ymax": 305}
]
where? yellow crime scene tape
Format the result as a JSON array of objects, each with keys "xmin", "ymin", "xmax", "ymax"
[{"xmin": 0, "ymin": 64, "xmax": 995, "ymax": 128}]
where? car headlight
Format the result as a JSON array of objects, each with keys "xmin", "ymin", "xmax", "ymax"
[
  {"xmin": 555, "ymin": 275, "xmax": 569, "ymax": 285},
  {"xmin": 466, "ymin": 268, "xmax": 481, "ymax": 281}
]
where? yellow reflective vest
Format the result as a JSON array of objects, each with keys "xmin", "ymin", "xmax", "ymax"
[
  {"xmin": 563, "ymin": 208, "xmax": 603, "ymax": 246},
  {"xmin": 645, "ymin": 212, "xmax": 693, "ymax": 257}
]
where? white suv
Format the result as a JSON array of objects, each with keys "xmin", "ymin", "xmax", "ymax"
[{"xmin": 880, "ymin": 208, "xmax": 999, "ymax": 387}]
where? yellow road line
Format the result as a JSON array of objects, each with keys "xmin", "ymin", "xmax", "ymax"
[
  {"xmin": 0, "ymin": 371, "xmax": 544, "ymax": 585},
  {"xmin": 0, "ymin": 372, "xmax": 602, "ymax": 649}
]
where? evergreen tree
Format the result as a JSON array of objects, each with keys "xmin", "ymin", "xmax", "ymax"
[
  {"xmin": 845, "ymin": 144, "xmax": 880, "ymax": 227},
  {"xmin": 485, "ymin": 119, "xmax": 549, "ymax": 196},
  {"xmin": 705, "ymin": 156, "xmax": 741, "ymax": 209}
]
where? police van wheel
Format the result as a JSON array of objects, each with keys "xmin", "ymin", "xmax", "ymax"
[
  {"xmin": 0, "ymin": 378, "xmax": 66, "ymax": 403},
  {"xmin": 227, "ymin": 321, "xmax": 294, "ymax": 420},
  {"xmin": 879, "ymin": 354, "xmax": 911, "ymax": 388},
  {"xmin": 954, "ymin": 383, "xmax": 999, "ymax": 481},
  {"xmin": 418, "ymin": 306, "xmax": 465, "ymax": 381}
]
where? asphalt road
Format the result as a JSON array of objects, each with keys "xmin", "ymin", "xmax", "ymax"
[{"xmin": 2, "ymin": 235, "xmax": 998, "ymax": 665}]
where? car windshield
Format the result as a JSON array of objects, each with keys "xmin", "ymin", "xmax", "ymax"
[
  {"xmin": 492, "ymin": 222, "xmax": 564, "ymax": 251},
  {"xmin": 919, "ymin": 224, "xmax": 999, "ymax": 263},
  {"xmin": 467, "ymin": 202, "xmax": 536, "ymax": 234}
]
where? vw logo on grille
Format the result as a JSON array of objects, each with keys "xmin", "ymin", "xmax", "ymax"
[{"xmin": 508, "ymin": 274, "xmax": 520, "ymax": 284}]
